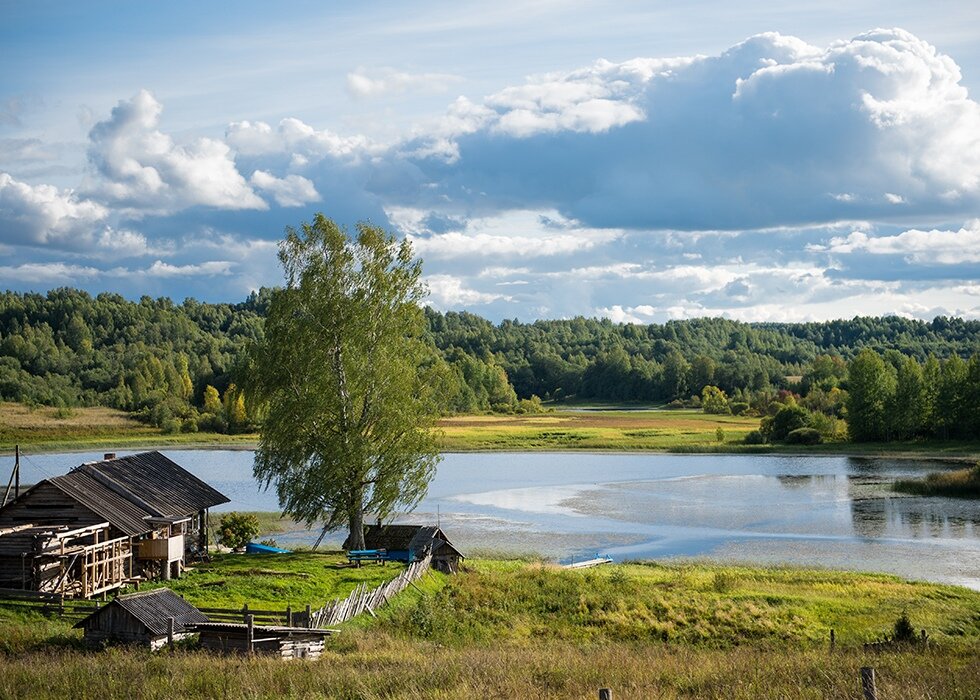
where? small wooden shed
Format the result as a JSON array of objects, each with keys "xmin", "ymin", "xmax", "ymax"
[
  {"xmin": 190, "ymin": 621, "xmax": 336, "ymax": 660},
  {"xmin": 74, "ymin": 588, "xmax": 208, "ymax": 649},
  {"xmin": 352, "ymin": 525, "xmax": 464, "ymax": 574}
]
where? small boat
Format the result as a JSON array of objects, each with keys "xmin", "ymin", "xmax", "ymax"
[{"xmin": 245, "ymin": 542, "xmax": 291, "ymax": 554}]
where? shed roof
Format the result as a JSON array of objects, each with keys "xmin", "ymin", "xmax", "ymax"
[
  {"xmin": 12, "ymin": 451, "xmax": 230, "ymax": 536},
  {"xmin": 74, "ymin": 588, "xmax": 208, "ymax": 635},
  {"xmin": 357, "ymin": 524, "xmax": 463, "ymax": 558}
]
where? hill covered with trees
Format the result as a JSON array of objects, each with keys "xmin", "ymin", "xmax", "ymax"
[{"xmin": 0, "ymin": 288, "xmax": 978, "ymax": 442}]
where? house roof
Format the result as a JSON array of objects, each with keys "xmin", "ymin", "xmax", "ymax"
[
  {"xmin": 357, "ymin": 524, "xmax": 464, "ymax": 558},
  {"xmin": 19, "ymin": 451, "xmax": 229, "ymax": 536},
  {"xmin": 74, "ymin": 588, "xmax": 208, "ymax": 635}
]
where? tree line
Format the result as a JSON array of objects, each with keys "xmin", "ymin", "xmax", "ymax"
[{"xmin": 0, "ymin": 288, "xmax": 978, "ymax": 440}]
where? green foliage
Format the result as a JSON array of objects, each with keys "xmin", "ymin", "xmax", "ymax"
[
  {"xmin": 893, "ymin": 610, "xmax": 917, "ymax": 643},
  {"xmin": 785, "ymin": 427, "xmax": 822, "ymax": 445},
  {"xmin": 217, "ymin": 512, "xmax": 260, "ymax": 550},
  {"xmin": 761, "ymin": 404, "xmax": 811, "ymax": 442},
  {"xmin": 743, "ymin": 429, "xmax": 766, "ymax": 445},
  {"xmin": 846, "ymin": 349, "xmax": 896, "ymax": 441},
  {"xmin": 249, "ymin": 215, "xmax": 441, "ymax": 548}
]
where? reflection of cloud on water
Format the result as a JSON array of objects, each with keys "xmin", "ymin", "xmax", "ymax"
[
  {"xmin": 849, "ymin": 492, "xmax": 980, "ymax": 541},
  {"xmin": 450, "ymin": 485, "xmax": 589, "ymax": 517}
]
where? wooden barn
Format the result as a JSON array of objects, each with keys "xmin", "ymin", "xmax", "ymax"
[
  {"xmin": 0, "ymin": 451, "xmax": 229, "ymax": 597},
  {"xmin": 190, "ymin": 621, "xmax": 335, "ymax": 660},
  {"xmin": 350, "ymin": 525, "xmax": 464, "ymax": 574},
  {"xmin": 74, "ymin": 588, "xmax": 208, "ymax": 649}
]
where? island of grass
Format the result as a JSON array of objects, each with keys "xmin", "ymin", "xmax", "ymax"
[
  {"xmin": 894, "ymin": 462, "xmax": 980, "ymax": 498},
  {"xmin": 1, "ymin": 554, "xmax": 979, "ymax": 698}
]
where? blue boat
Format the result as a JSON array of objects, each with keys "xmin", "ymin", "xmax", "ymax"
[{"xmin": 245, "ymin": 542, "xmax": 291, "ymax": 554}]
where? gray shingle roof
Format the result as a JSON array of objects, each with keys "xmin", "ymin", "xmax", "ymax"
[
  {"xmin": 48, "ymin": 451, "xmax": 229, "ymax": 536},
  {"xmin": 75, "ymin": 588, "xmax": 208, "ymax": 635}
]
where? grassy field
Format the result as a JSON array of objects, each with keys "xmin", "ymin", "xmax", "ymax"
[
  {"xmin": 437, "ymin": 410, "xmax": 761, "ymax": 451},
  {"xmin": 1, "ymin": 557, "xmax": 979, "ymax": 698},
  {"xmin": 4, "ymin": 401, "xmax": 980, "ymax": 459}
]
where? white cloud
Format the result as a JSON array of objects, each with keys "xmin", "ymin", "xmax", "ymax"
[
  {"xmin": 249, "ymin": 170, "xmax": 320, "ymax": 207},
  {"xmin": 0, "ymin": 172, "xmax": 108, "ymax": 246},
  {"xmin": 225, "ymin": 118, "xmax": 375, "ymax": 159},
  {"xmin": 141, "ymin": 260, "xmax": 234, "ymax": 278},
  {"xmin": 424, "ymin": 274, "xmax": 510, "ymax": 307},
  {"xmin": 884, "ymin": 192, "xmax": 906, "ymax": 204},
  {"xmin": 0, "ymin": 262, "xmax": 102, "ymax": 284},
  {"xmin": 88, "ymin": 90, "xmax": 266, "ymax": 212},
  {"xmin": 346, "ymin": 67, "xmax": 462, "ymax": 98},
  {"xmin": 813, "ymin": 221, "xmax": 980, "ymax": 263}
]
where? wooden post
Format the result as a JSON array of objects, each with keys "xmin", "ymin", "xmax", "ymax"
[
  {"xmin": 167, "ymin": 616, "xmax": 175, "ymax": 652},
  {"xmin": 861, "ymin": 667, "xmax": 877, "ymax": 700},
  {"xmin": 829, "ymin": 628, "xmax": 835, "ymax": 652},
  {"xmin": 305, "ymin": 604, "xmax": 312, "ymax": 629},
  {"xmin": 286, "ymin": 604, "xmax": 292, "ymax": 625},
  {"xmin": 13, "ymin": 445, "xmax": 19, "ymax": 500},
  {"xmin": 599, "ymin": 689, "xmax": 612, "ymax": 700},
  {"xmin": 246, "ymin": 614, "xmax": 254, "ymax": 656},
  {"xmin": 242, "ymin": 602, "xmax": 249, "ymax": 623}
]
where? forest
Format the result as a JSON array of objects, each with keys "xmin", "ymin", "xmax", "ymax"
[{"xmin": 0, "ymin": 287, "xmax": 978, "ymax": 443}]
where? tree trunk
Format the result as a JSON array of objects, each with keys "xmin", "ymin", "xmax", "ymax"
[{"xmin": 347, "ymin": 499, "xmax": 365, "ymax": 550}]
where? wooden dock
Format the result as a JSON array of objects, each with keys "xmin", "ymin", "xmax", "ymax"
[{"xmin": 564, "ymin": 557, "xmax": 613, "ymax": 569}]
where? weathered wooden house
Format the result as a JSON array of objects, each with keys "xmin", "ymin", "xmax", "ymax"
[
  {"xmin": 190, "ymin": 621, "xmax": 335, "ymax": 659},
  {"xmin": 0, "ymin": 451, "xmax": 229, "ymax": 597},
  {"xmin": 74, "ymin": 588, "xmax": 208, "ymax": 649},
  {"xmin": 351, "ymin": 525, "xmax": 464, "ymax": 574}
]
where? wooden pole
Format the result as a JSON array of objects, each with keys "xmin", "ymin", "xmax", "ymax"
[
  {"xmin": 286, "ymin": 604, "xmax": 292, "ymax": 625},
  {"xmin": 242, "ymin": 602, "xmax": 249, "ymax": 623},
  {"xmin": 599, "ymin": 689, "xmax": 612, "ymax": 700},
  {"xmin": 829, "ymin": 628, "xmax": 835, "ymax": 652},
  {"xmin": 305, "ymin": 603, "xmax": 312, "ymax": 629},
  {"xmin": 13, "ymin": 445, "xmax": 19, "ymax": 500},
  {"xmin": 167, "ymin": 616, "xmax": 175, "ymax": 652},
  {"xmin": 246, "ymin": 614, "xmax": 254, "ymax": 656},
  {"xmin": 861, "ymin": 667, "xmax": 877, "ymax": 700}
]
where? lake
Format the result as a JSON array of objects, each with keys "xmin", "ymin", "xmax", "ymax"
[{"xmin": 9, "ymin": 449, "xmax": 980, "ymax": 589}]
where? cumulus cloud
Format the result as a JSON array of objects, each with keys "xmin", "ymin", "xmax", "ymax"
[
  {"xmin": 0, "ymin": 172, "xmax": 108, "ymax": 246},
  {"xmin": 0, "ymin": 262, "xmax": 102, "ymax": 284},
  {"xmin": 87, "ymin": 90, "xmax": 266, "ymax": 212},
  {"xmin": 140, "ymin": 260, "xmax": 234, "ymax": 278},
  {"xmin": 249, "ymin": 170, "xmax": 319, "ymax": 207},
  {"xmin": 388, "ymin": 29, "xmax": 980, "ymax": 230},
  {"xmin": 225, "ymin": 118, "xmax": 375, "ymax": 159},
  {"xmin": 812, "ymin": 221, "xmax": 980, "ymax": 263},
  {"xmin": 346, "ymin": 67, "xmax": 463, "ymax": 98},
  {"xmin": 424, "ymin": 274, "xmax": 510, "ymax": 307}
]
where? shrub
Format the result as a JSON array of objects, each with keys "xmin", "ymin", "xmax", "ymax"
[
  {"xmin": 729, "ymin": 401, "xmax": 750, "ymax": 416},
  {"xmin": 785, "ymin": 427, "xmax": 822, "ymax": 445},
  {"xmin": 892, "ymin": 611, "xmax": 917, "ymax": 643},
  {"xmin": 217, "ymin": 512, "xmax": 260, "ymax": 551},
  {"xmin": 743, "ymin": 430, "xmax": 766, "ymax": 445}
]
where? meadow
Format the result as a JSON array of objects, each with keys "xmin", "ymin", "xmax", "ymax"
[{"xmin": 1, "ymin": 555, "xmax": 978, "ymax": 698}]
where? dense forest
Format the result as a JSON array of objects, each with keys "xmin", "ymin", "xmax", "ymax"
[{"xmin": 0, "ymin": 288, "xmax": 978, "ymax": 442}]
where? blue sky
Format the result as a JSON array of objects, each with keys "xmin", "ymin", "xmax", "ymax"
[{"xmin": 2, "ymin": 1, "xmax": 979, "ymax": 322}]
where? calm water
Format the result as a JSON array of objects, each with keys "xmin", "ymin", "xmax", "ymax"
[{"xmin": 9, "ymin": 450, "xmax": 980, "ymax": 589}]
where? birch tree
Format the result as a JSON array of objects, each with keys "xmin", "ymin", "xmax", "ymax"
[{"xmin": 249, "ymin": 214, "xmax": 441, "ymax": 550}]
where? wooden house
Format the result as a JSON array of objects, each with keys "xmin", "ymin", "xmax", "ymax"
[
  {"xmin": 190, "ymin": 621, "xmax": 335, "ymax": 660},
  {"xmin": 0, "ymin": 451, "xmax": 229, "ymax": 597},
  {"xmin": 350, "ymin": 525, "xmax": 464, "ymax": 574},
  {"xmin": 74, "ymin": 588, "xmax": 208, "ymax": 649}
]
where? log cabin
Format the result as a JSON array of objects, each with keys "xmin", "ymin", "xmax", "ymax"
[
  {"xmin": 347, "ymin": 524, "xmax": 464, "ymax": 574},
  {"xmin": 74, "ymin": 587, "xmax": 208, "ymax": 649},
  {"xmin": 0, "ymin": 451, "xmax": 229, "ymax": 598}
]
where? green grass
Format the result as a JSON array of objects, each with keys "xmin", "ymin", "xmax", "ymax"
[
  {"xmin": 2, "ymin": 557, "xmax": 980, "ymax": 698},
  {"xmin": 894, "ymin": 463, "xmax": 980, "ymax": 498},
  {"xmin": 142, "ymin": 550, "xmax": 405, "ymax": 609}
]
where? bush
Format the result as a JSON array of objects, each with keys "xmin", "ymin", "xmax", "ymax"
[
  {"xmin": 729, "ymin": 402, "xmax": 750, "ymax": 416},
  {"xmin": 217, "ymin": 512, "xmax": 260, "ymax": 551},
  {"xmin": 892, "ymin": 610, "xmax": 917, "ymax": 643},
  {"xmin": 785, "ymin": 427, "xmax": 822, "ymax": 445},
  {"xmin": 743, "ymin": 430, "xmax": 766, "ymax": 445}
]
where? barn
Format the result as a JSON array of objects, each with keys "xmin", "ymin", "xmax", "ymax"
[
  {"xmin": 190, "ymin": 621, "xmax": 335, "ymax": 659},
  {"xmin": 0, "ymin": 451, "xmax": 229, "ymax": 597},
  {"xmin": 351, "ymin": 525, "xmax": 464, "ymax": 574},
  {"xmin": 74, "ymin": 588, "xmax": 208, "ymax": 649}
]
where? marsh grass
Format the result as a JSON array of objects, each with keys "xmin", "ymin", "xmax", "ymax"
[{"xmin": 894, "ymin": 463, "xmax": 980, "ymax": 498}]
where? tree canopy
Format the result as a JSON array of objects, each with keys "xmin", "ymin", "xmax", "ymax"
[{"xmin": 249, "ymin": 214, "xmax": 441, "ymax": 549}]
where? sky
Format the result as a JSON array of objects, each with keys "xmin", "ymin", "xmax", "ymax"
[{"xmin": 2, "ymin": 0, "xmax": 979, "ymax": 323}]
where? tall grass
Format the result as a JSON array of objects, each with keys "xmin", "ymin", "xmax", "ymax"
[{"xmin": 894, "ymin": 463, "xmax": 980, "ymax": 498}]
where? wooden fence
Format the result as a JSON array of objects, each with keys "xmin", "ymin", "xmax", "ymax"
[{"xmin": 0, "ymin": 554, "xmax": 435, "ymax": 628}]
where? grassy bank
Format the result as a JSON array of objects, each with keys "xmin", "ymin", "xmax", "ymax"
[
  {"xmin": 894, "ymin": 463, "xmax": 980, "ymax": 498},
  {"xmin": 1, "ymin": 557, "xmax": 979, "ymax": 698}
]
